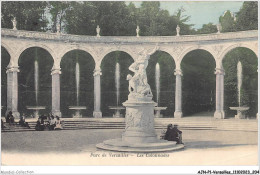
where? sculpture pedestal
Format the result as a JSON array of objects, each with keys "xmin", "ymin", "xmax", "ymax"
[{"xmin": 97, "ymin": 99, "xmax": 184, "ymax": 152}]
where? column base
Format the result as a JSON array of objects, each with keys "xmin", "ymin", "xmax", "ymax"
[
  {"xmin": 93, "ymin": 111, "xmax": 102, "ymax": 118},
  {"xmin": 214, "ymin": 111, "xmax": 225, "ymax": 119},
  {"xmin": 174, "ymin": 111, "xmax": 183, "ymax": 118},
  {"xmin": 52, "ymin": 110, "xmax": 62, "ymax": 118}
]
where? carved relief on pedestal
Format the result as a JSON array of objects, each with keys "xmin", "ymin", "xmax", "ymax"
[{"xmin": 125, "ymin": 107, "xmax": 153, "ymax": 130}]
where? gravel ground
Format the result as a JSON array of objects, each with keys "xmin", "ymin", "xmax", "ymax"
[{"xmin": 1, "ymin": 129, "xmax": 258, "ymax": 166}]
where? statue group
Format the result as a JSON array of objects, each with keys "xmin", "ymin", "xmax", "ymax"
[{"xmin": 127, "ymin": 46, "xmax": 158, "ymax": 100}]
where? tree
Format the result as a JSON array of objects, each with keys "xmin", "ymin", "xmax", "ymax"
[
  {"xmin": 1, "ymin": 1, "xmax": 48, "ymax": 31},
  {"xmin": 47, "ymin": 1, "xmax": 71, "ymax": 33},
  {"xmin": 196, "ymin": 23, "xmax": 217, "ymax": 34},
  {"xmin": 173, "ymin": 8, "xmax": 195, "ymax": 35},
  {"xmin": 219, "ymin": 10, "xmax": 236, "ymax": 32},
  {"xmin": 235, "ymin": 1, "xmax": 258, "ymax": 31}
]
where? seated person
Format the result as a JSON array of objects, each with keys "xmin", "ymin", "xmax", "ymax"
[
  {"xmin": 19, "ymin": 114, "xmax": 30, "ymax": 128},
  {"xmin": 1, "ymin": 119, "xmax": 5, "ymax": 130},
  {"xmin": 5, "ymin": 112, "xmax": 10, "ymax": 124},
  {"xmin": 54, "ymin": 116, "xmax": 62, "ymax": 130},
  {"xmin": 9, "ymin": 113, "xmax": 15, "ymax": 125},
  {"xmin": 49, "ymin": 115, "xmax": 56, "ymax": 130},
  {"xmin": 164, "ymin": 124, "xmax": 183, "ymax": 144},
  {"xmin": 35, "ymin": 118, "xmax": 45, "ymax": 131}
]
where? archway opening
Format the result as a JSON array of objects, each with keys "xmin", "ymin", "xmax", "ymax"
[
  {"xmin": 18, "ymin": 47, "xmax": 53, "ymax": 117},
  {"xmin": 60, "ymin": 50, "xmax": 95, "ymax": 118},
  {"xmin": 101, "ymin": 51, "xmax": 133, "ymax": 117},
  {"xmin": 147, "ymin": 51, "xmax": 176, "ymax": 117},
  {"xmin": 181, "ymin": 49, "xmax": 216, "ymax": 117},
  {"xmin": 223, "ymin": 47, "xmax": 258, "ymax": 118},
  {"xmin": 1, "ymin": 47, "xmax": 10, "ymax": 116}
]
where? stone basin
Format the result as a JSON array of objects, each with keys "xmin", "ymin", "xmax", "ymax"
[
  {"xmin": 229, "ymin": 106, "xmax": 249, "ymax": 111},
  {"xmin": 109, "ymin": 106, "xmax": 125, "ymax": 118},
  {"xmin": 229, "ymin": 106, "xmax": 250, "ymax": 119},
  {"xmin": 154, "ymin": 107, "xmax": 167, "ymax": 118},
  {"xmin": 26, "ymin": 106, "xmax": 46, "ymax": 118},
  {"xmin": 68, "ymin": 106, "xmax": 87, "ymax": 110},
  {"xmin": 69, "ymin": 106, "xmax": 87, "ymax": 118},
  {"xmin": 26, "ymin": 106, "xmax": 46, "ymax": 110}
]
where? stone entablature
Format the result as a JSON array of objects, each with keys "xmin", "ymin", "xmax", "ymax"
[
  {"xmin": 1, "ymin": 28, "xmax": 258, "ymax": 44},
  {"xmin": 1, "ymin": 28, "xmax": 258, "ymax": 72}
]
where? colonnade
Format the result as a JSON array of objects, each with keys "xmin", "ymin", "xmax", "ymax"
[
  {"xmin": 2, "ymin": 28, "xmax": 257, "ymax": 119},
  {"xmin": 4, "ymin": 59, "xmax": 225, "ymax": 119}
]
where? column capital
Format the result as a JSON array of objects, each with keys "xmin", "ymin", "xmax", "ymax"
[
  {"xmin": 51, "ymin": 68, "xmax": 61, "ymax": 75},
  {"xmin": 215, "ymin": 68, "xmax": 225, "ymax": 75},
  {"xmin": 93, "ymin": 69, "xmax": 102, "ymax": 76},
  {"xmin": 6, "ymin": 66, "xmax": 19, "ymax": 73},
  {"xmin": 174, "ymin": 69, "xmax": 183, "ymax": 76}
]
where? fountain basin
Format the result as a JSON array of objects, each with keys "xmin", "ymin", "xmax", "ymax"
[
  {"xmin": 69, "ymin": 106, "xmax": 87, "ymax": 118},
  {"xmin": 154, "ymin": 107, "xmax": 167, "ymax": 118},
  {"xmin": 229, "ymin": 106, "xmax": 249, "ymax": 119},
  {"xmin": 109, "ymin": 106, "xmax": 125, "ymax": 118},
  {"xmin": 26, "ymin": 106, "xmax": 46, "ymax": 118}
]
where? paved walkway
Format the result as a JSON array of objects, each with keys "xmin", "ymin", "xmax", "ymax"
[{"xmin": 1, "ymin": 129, "xmax": 258, "ymax": 165}]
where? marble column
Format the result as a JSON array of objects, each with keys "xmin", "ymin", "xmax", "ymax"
[
  {"xmin": 93, "ymin": 68, "xmax": 102, "ymax": 118},
  {"xmin": 6, "ymin": 66, "xmax": 20, "ymax": 118},
  {"xmin": 214, "ymin": 68, "xmax": 225, "ymax": 119},
  {"xmin": 174, "ymin": 69, "xmax": 183, "ymax": 118},
  {"xmin": 51, "ymin": 68, "xmax": 62, "ymax": 117}
]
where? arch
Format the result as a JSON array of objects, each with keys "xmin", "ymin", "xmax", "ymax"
[
  {"xmin": 1, "ymin": 42, "xmax": 13, "ymax": 57},
  {"xmin": 157, "ymin": 47, "xmax": 178, "ymax": 64},
  {"xmin": 100, "ymin": 48, "xmax": 135, "ymax": 64},
  {"xmin": 60, "ymin": 47, "xmax": 96, "ymax": 62},
  {"xmin": 222, "ymin": 46, "xmax": 258, "ymax": 118},
  {"xmin": 219, "ymin": 43, "xmax": 258, "ymax": 61},
  {"xmin": 179, "ymin": 46, "xmax": 217, "ymax": 66},
  {"xmin": 17, "ymin": 43, "xmax": 56, "ymax": 63},
  {"xmin": 181, "ymin": 49, "xmax": 216, "ymax": 116},
  {"xmin": 100, "ymin": 50, "xmax": 134, "ymax": 117},
  {"xmin": 60, "ymin": 49, "xmax": 95, "ymax": 117},
  {"xmin": 148, "ymin": 50, "xmax": 176, "ymax": 117}
]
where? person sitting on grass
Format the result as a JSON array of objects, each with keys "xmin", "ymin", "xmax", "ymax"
[{"xmin": 164, "ymin": 124, "xmax": 183, "ymax": 144}]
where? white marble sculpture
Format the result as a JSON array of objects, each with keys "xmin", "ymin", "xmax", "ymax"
[
  {"xmin": 176, "ymin": 25, "xmax": 180, "ymax": 36},
  {"xmin": 56, "ymin": 23, "xmax": 61, "ymax": 34},
  {"xmin": 96, "ymin": 45, "xmax": 185, "ymax": 152},
  {"xmin": 127, "ymin": 46, "xmax": 157, "ymax": 100},
  {"xmin": 136, "ymin": 25, "xmax": 140, "ymax": 37},
  {"xmin": 96, "ymin": 25, "xmax": 100, "ymax": 37},
  {"xmin": 12, "ymin": 17, "xmax": 17, "ymax": 30},
  {"xmin": 217, "ymin": 23, "xmax": 222, "ymax": 34}
]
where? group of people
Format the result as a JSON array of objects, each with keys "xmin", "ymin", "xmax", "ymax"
[
  {"xmin": 35, "ymin": 114, "xmax": 62, "ymax": 131},
  {"xmin": 163, "ymin": 124, "xmax": 184, "ymax": 144},
  {"xmin": 1, "ymin": 111, "xmax": 30, "ymax": 130}
]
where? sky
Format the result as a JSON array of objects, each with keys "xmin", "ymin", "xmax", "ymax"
[{"xmin": 128, "ymin": 1, "xmax": 244, "ymax": 29}]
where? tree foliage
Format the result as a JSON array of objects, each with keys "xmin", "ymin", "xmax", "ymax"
[
  {"xmin": 235, "ymin": 1, "xmax": 258, "ymax": 31},
  {"xmin": 1, "ymin": 1, "xmax": 48, "ymax": 31}
]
